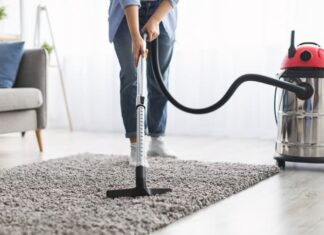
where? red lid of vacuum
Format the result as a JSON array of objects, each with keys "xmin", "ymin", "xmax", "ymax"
[{"xmin": 281, "ymin": 31, "xmax": 324, "ymax": 69}]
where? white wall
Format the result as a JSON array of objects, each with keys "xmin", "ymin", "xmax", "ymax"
[{"xmin": 2, "ymin": 0, "xmax": 324, "ymax": 139}]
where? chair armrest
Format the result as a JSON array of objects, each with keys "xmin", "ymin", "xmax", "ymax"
[{"xmin": 14, "ymin": 49, "xmax": 47, "ymax": 129}]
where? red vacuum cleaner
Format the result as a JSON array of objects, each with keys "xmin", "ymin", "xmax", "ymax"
[{"xmin": 274, "ymin": 31, "xmax": 324, "ymax": 168}]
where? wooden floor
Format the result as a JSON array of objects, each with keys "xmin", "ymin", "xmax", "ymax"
[{"xmin": 0, "ymin": 129, "xmax": 323, "ymax": 235}]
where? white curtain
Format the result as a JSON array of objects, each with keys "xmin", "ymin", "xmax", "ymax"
[{"xmin": 13, "ymin": 0, "xmax": 324, "ymax": 138}]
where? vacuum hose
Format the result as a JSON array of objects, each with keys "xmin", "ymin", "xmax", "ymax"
[{"xmin": 149, "ymin": 39, "xmax": 314, "ymax": 114}]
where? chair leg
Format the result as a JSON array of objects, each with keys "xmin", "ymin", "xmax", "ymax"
[{"xmin": 35, "ymin": 129, "xmax": 43, "ymax": 152}]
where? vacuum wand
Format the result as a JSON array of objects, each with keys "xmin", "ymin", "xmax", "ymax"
[
  {"xmin": 106, "ymin": 34, "xmax": 171, "ymax": 199},
  {"xmin": 149, "ymin": 39, "xmax": 314, "ymax": 114}
]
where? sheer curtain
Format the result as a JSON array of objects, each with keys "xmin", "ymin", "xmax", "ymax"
[{"xmin": 20, "ymin": 0, "xmax": 324, "ymax": 138}]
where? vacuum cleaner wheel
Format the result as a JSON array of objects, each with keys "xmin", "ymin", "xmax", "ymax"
[{"xmin": 274, "ymin": 155, "xmax": 324, "ymax": 169}]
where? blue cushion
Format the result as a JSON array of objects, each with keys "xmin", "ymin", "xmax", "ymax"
[{"xmin": 0, "ymin": 42, "xmax": 25, "ymax": 88}]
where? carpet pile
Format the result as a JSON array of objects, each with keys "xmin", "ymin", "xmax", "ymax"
[{"xmin": 0, "ymin": 154, "xmax": 279, "ymax": 234}]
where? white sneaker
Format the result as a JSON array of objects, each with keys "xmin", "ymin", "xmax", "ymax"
[
  {"xmin": 129, "ymin": 143, "xmax": 149, "ymax": 167},
  {"xmin": 147, "ymin": 137, "xmax": 177, "ymax": 158},
  {"xmin": 129, "ymin": 143, "xmax": 137, "ymax": 167}
]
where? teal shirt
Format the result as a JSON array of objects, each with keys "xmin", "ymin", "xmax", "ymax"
[{"xmin": 108, "ymin": 0, "xmax": 178, "ymax": 42}]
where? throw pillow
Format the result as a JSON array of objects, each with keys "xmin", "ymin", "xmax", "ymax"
[{"xmin": 0, "ymin": 41, "xmax": 25, "ymax": 88}]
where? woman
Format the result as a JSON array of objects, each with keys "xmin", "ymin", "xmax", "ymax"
[{"xmin": 108, "ymin": 0, "xmax": 178, "ymax": 166}]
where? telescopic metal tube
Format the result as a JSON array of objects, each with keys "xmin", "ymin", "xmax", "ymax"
[{"xmin": 136, "ymin": 34, "xmax": 148, "ymax": 167}]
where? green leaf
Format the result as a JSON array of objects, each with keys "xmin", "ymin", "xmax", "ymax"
[
  {"xmin": 0, "ymin": 6, "xmax": 7, "ymax": 21},
  {"xmin": 41, "ymin": 41, "xmax": 55, "ymax": 55}
]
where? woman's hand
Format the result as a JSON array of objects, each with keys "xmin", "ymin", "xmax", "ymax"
[
  {"xmin": 141, "ymin": 0, "xmax": 173, "ymax": 41},
  {"xmin": 132, "ymin": 34, "xmax": 147, "ymax": 66},
  {"xmin": 123, "ymin": 5, "xmax": 147, "ymax": 66},
  {"xmin": 142, "ymin": 17, "xmax": 160, "ymax": 42}
]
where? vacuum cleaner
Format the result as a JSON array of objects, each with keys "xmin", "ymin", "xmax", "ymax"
[
  {"xmin": 106, "ymin": 31, "xmax": 317, "ymax": 198},
  {"xmin": 150, "ymin": 30, "xmax": 324, "ymax": 169},
  {"xmin": 274, "ymin": 32, "xmax": 324, "ymax": 168}
]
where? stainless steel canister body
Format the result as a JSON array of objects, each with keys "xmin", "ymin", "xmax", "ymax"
[{"xmin": 276, "ymin": 77, "xmax": 324, "ymax": 157}]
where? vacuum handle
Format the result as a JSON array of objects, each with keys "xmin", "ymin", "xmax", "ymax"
[
  {"xmin": 141, "ymin": 33, "xmax": 148, "ymax": 60},
  {"xmin": 298, "ymin": 42, "xmax": 321, "ymax": 47},
  {"xmin": 136, "ymin": 33, "xmax": 148, "ymax": 96},
  {"xmin": 143, "ymin": 33, "xmax": 147, "ymax": 48},
  {"xmin": 141, "ymin": 33, "xmax": 148, "ymax": 83}
]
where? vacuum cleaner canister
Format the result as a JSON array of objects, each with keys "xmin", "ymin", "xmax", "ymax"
[{"xmin": 275, "ymin": 31, "xmax": 324, "ymax": 166}]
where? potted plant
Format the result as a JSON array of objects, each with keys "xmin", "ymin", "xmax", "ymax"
[
  {"xmin": 0, "ymin": 6, "xmax": 6, "ymax": 21},
  {"xmin": 41, "ymin": 41, "xmax": 55, "ymax": 64}
]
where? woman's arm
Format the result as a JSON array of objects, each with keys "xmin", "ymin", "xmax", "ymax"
[
  {"xmin": 142, "ymin": 0, "xmax": 173, "ymax": 42},
  {"xmin": 124, "ymin": 5, "xmax": 140, "ymax": 42},
  {"xmin": 124, "ymin": 5, "xmax": 146, "ymax": 65}
]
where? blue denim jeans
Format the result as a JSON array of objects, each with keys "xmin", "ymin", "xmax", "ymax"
[{"xmin": 113, "ymin": 2, "xmax": 175, "ymax": 138}]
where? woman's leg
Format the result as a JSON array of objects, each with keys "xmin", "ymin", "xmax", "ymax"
[
  {"xmin": 145, "ymin": 24, "xmax": 176, "ymax": 158},
  {"xmin": 146, "ymin": 24, "xmax": 175, "ymax": 137},
  {"xmin": 113, "ymin": 18, "xmax": 137, "ymax": 142}
]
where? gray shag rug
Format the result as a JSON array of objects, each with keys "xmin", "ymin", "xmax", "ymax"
[{"xmin": 0, "ymin": 153, "xmax": 279, "ymax": 234}]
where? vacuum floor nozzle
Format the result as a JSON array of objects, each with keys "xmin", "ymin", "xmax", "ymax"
[
  {"xmin": 106, "ymin": 187, "xmax": 171, "ymax": 198},
  {"xmin": 106, "ymin": 166, "xmax": 171, "ymax": 198}
]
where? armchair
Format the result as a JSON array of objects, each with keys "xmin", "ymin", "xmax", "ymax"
[{"xmin": 0, "ymin": 49, "xmax": 47, "ymax": 152}]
